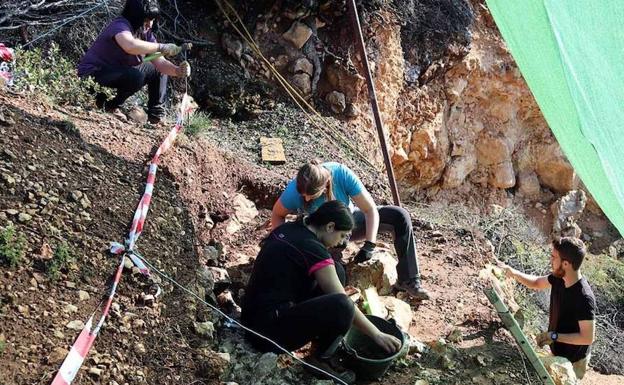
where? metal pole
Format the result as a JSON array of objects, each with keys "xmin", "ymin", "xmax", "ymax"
[{"xmin": 346, "ymin": 0, "xmax": 401, "ymax": 207}]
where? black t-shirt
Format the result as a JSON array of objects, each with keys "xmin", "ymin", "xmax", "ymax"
[
  {"xmin": 241, "ymin": 222, "xmax": 334, "ymax": 322},
  {"xmin": 548, "ymin": 275, "xmax": 596, "ymax": 363}
]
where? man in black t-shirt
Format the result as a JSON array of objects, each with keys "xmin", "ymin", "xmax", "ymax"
[{"xmin": 500, "ymin": 237, "xmax": 596, "ymax": 380}]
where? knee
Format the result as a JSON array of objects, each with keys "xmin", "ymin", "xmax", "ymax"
[
  {"xmin": 331, "ymin": 294, "xmax": 355, "ymax": 332},
  {"xmin": 385, "ymin": 206, "xmax": 413, "ymax": 232}
]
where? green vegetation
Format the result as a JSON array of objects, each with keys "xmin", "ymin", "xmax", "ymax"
[
  {"xmin": 46, "ymin": 242, "xmax": 74, "ymax": 281},
  {"xmin": 185, "ymin": 111, "xmax": 212, "ymax": 137},
  {"xmin": 0, "ymin": 225, "xmax": 27, "ymax": 268},
  {"xmin": 13, "ymin": 42, "xmax": 112, "ymax": 106}
]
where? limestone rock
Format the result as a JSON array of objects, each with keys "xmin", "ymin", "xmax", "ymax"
[
  {"xmin": 442, "ymin": 154, "xmax": 476, "ymax": 188},
  {"xmin": 126, "ymin": 106, "xmax": 147, "ymax": 124},
  {"xmin": 48, "ymin": 347, "xmax": 68, "ymax": 365},
  {"xmin": 477, "ymin": 136, "xmax": 511, "ymax": 166},
  {"xmin": 540, "ymin": 354, "xmax": 576, "ymax": 385},
  {"xmin": 348, "ymin": 249, "xmax": 397, "ymax": 295},
  {"xmin": 282, "ymin": 22, "xmax": 313, "ymax": 49},
  {"xmin": 222, "ymin": 33, "xmax": 244, "ymax": 60},
  {"xmin": 551, "ymin": 190, "xmax": 586, "ymax": 238},
  {"xmin": 194, "ymin": 321, "xmax": 215, "ymax": 339},
  {"xmin": 379, "ymin": 296, "xmax": 412, "ymax": 331},
  {"xmin": 489, "ymin": 161, "xmax": 515, "ymax": 189},
  {"xmin": 326, "ymin": 91, "xmax": 346, "ymax": 114},
  {"xmin": 536, "ymin": 148, "xmax": 578, "ymax": 193},
  {"xmin": 291, "ymin": 73, "xmax": 311, "ymax": 95},
  {"xmin": 517, "ymin": 170, "xmax": 541, "ymax": 199},
  {"xmin": 609, "ymin": 239, "xmax": 624, "ymax": 259},
  {"xmin": 226, "ymin": 193, "xmax": 258, "ymax": 234},
  {"xmin": 66, "ymin": 320, "xmax": 84, "ymax": 330},
  {"xmin": 292, "ymin": 57, "xmax": 313, "ymax": 76}
]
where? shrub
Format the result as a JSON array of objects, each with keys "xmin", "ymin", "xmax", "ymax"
[
  {"xmin": 185, "ymin": 111, "xmax": 212, "ymax": 137},
  {"xmin": 47, "ymin": 242, "xmax": 74, "ymax": 281},
  {"xmin": 0, "ymin": 225, "xmax": 27, "ymax": 268},
  {"xmin": 13, "ymin": 42, "xmax": 112, "ymax": 106}
]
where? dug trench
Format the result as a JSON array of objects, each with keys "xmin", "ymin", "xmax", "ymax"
[{"xmin": 3, "ymin": 89, "xmax": 623, "ymax": 385}]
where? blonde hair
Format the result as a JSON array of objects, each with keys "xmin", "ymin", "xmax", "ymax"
[{"xmin": 296, "ymin": 160, "xmax": 334, "ymax": 205}]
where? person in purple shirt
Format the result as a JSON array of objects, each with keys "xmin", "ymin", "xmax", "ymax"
[{"xmin": 77, "ymin": 0, "xmax": 190, "ymax": 123}]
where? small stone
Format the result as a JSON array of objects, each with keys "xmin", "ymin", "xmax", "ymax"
[
  {"xmin": 53, "ymin": 330, "xmax": 65, "ymax": 339},
  {"xmin": 5, "ymin": 208, "xmax": 18, "ymax": 216},
  {"xmin": 66, "ymin": 320, "xmax": 85, "ymax": 330},
  {"xmin": 78, "ymin": 290, "xmax": 90, "ymax": 301},
  {"xmin": 48, "ymin": 347, "xmax": 69, "ymax": 365},
  {"xmin": 88, "ymin": 367, "xmax": 102, "ymax": 377},
  {"xmin": 292, "ymin": 57, "xmax": 313, "ymax": 76},
  {"xmin": 2, "ymin": 173, "xmax": 16, "ymax": 186},
  {"xmin": 217, "ymin": 352, "xmax": 231, "ymax": 363},
  {"xmin": 64, "ymin": 303, "xmax": 78, "ymax": 313},
  {"xmin": 326, "ymin": 91, "xmax": 346, "ymax": 114},
  {"xmin": 134, "ymin": 342, "xmax": 146, "ymax": 354},
  {"xmin": 193, "ymin": 321, "xmax": 215, "ymax": 338},
  {"xmin": 17, "ymin": 213, "xmax": 32, "ymax": 223},
  {"xmin": 70, "ymin": 190, "xmax": 83, "ymax": 202}
]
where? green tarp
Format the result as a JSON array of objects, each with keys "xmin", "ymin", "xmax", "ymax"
[{"xmin": 485, "ymin": 0, "xmax": 624, "ymax": 236}]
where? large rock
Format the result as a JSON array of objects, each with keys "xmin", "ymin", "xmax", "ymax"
[
  {"xmin": 379, "ymin": 296, "xmax": 413, "ymax": 331},
  {"xmin": 489, "ymin": 161, "xmax": 515, "ymax": 189},
  {"xmin": 291, "ymin": 73, "xmax": 312, "ymax": 96},
  {"xmin": 282, "ymin": 21, "xmax": 313, "ymax": 49},
  {"xmin": 348, "ymin": 249, "xmax": 397, "ymax": 295},
  {"xmin": 540, "ymin": 354, "xmax": 576, "ymax": 385},
  {"xmin": 551, "ymin": 190, "xmax": 586, "ymax": 238},
  {"xmin": 476, "ymin": 136, "xmax": 511, "ymax": 166},
  {"xmin": 226, "ymin": 193, "xmax": 258, "ymax": 234},
  {"xmin": 536, "ymin": 148, "xmax": 579, "ymax": 193},
  {"xmin": 442, "ymin": 153, "xmax": 476, "ymax": 188},
  {"xmin": 517, "ymin": 170, "xmax": 541, "ymax": 199},
  {"xmin": 292, "ymin": 57, "xmax": 313, "ymax": 76}
]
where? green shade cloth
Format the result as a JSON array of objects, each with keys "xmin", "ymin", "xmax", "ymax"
[{"xmin": 485, "ymin": 0, "xmax": 624, "ymax": 236}]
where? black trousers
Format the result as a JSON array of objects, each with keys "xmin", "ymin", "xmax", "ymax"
[
  {"xmin": 244, "ymin": 293, "xmax": 355, "ymax": 357},
  {"xmin": 91, "ymin": 62, "xmax": 167, "ymax": 118},
  {"xmin": 332, "ymin": 205, "xmax": 421, "ymax": 283}
]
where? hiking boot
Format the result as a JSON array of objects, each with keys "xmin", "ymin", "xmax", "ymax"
[
  {"xmin": 304, "ymin": 355, "xmax": 356, "ymax": 384},
  {"xmin": 147, "ymin": 115, "xmax": 162, "ymax": 125},
  {"xmin": 395, "ymin": 278, "xmax": 431, "ymax": 300}
]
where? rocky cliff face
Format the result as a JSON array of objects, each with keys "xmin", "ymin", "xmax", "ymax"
[{"xmin": 213, "ymin": 0, "xmax": 580, "ymax": 207}]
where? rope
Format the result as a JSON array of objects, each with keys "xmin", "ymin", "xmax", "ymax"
[
  {"xmin": 213, "ymin": 0, "xmax": 380, "ymax": 171},
  {"xmin": 22, "ymin": 0, "xmax": 114, "ymax": 48},
  {"xmin": 135, "ymin": 252, "xmax": 349, "ymax": 385}
]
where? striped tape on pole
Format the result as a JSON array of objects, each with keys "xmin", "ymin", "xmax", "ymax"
[{"xmin": 51, "ymin": 93, "xmax": 196, "ymax": 385}]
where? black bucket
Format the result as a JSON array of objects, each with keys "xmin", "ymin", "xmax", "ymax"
[{"xmin": 342, "ymin": 316, "xmax": 408, "ymax": 380}]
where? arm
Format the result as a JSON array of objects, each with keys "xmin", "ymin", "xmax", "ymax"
[
  {"xmin": 315, "ymin": 266, "xmax": 401, "ymax": 353},
  {"xmin": 557, "ymin": 320, "xmax": 595, "ymax": 345},
  {"xmin": 351, "ymin": 191, "xmax": 379, "ymax": 243},
  {"xmin": 152, "ymin": 57, "xmax": 183, "ymax": 77},
  {"xmin": 114, "ymin": 31, "xmax": 159, "ymax": 55},
  {"xmin": 501, "ymin": 263, "xmax": 550, "ymax": 290},
  {"xmin": 271, "ymin": 198, "xmax": 291, "ymax": 230}
]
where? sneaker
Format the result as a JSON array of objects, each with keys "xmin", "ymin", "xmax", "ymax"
[
  {"xmin": 304, "ymin": 355, "xmax": 356, "ymax": 384},
  {"xmin": 395, "ymin": 279, "xmax": 431, "ymax": 300}
]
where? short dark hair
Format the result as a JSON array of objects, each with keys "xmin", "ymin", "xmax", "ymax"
[
  {"xmin": 122, "ymin": 0, "xmax": 160, "ymax": 31},
  {"xmin": 304, "ymin": 200, "xmax": 354, "ymax": 231},
  {"xmin": 552, "ymin": 237, "xmax": 586, "ymax": 270}
]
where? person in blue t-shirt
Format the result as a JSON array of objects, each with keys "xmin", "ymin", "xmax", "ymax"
[{"xmin": 271, "ymin": 160, "xmax": 430, "ymax": 300}]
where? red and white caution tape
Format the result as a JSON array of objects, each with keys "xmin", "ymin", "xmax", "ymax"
[{"xmin": 51, "ymin": 94, "xmax": 196, "ymax": 385}]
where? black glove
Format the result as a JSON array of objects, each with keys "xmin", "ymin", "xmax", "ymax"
[{"xmin": 354, "ymin": 241, "xmax": 376, "ymax": 263}]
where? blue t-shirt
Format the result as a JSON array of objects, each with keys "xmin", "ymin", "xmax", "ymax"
[{"xmin": 279, "ymin": 162, "xmax": 365, "ymax": 214}]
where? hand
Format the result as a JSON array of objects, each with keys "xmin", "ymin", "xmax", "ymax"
[
  {"xmin": 176, "ymin": 61, "xmax": 191, "ymax": 78},
  {"xmin": 353, "ymin": 241, "xmax": 376, "ymax": 263},
  {"xmin": 536, "ymin": 331, "xmax": 554, "ymax": 347},
  {"xmin": 372, "ymin": 331, "xmax": 402, "ymax": 354},
  {"xmin": 496, "ymin": 260, "xmax": 515, "ymax": 279},
  {"xmin": 159, "ymin": 43, "xmax": 182, "ymax": 57}
]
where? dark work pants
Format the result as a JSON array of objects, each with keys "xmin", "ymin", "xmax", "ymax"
[
  {"xmin": 351, "ymin": 205, "xmax": 421, "ymax": 283},
  {"xmin": 245, "ymin": 293, "xmax": 355, "ymax": 357},
  {"xmin": 91, "ymin": 62, "xmax": 167, "ymax": 118}
]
